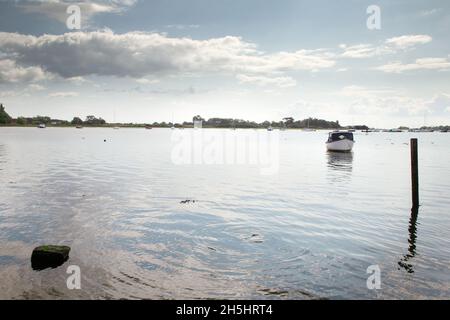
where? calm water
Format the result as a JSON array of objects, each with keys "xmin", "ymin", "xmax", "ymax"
[{"xmin": 0, "ymin": 127, "xmax": 449, "ymax": 299}]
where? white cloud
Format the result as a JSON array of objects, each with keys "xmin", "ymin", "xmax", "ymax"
[
  {"xmin": 425, "ymin": 93, "xmax": 450, "ymax": 114},
  {"xmin": 0, "ymin": 59, "xmax": 48, "ymax": 83},
  {"xmin": 236, "ymin": 74, "xmax": 297, "ymax": 88},
  {"xmin": 16, "ymin": 0, "xmax": 137, "ymax": 25},
  {"xmin": 340, "ymin": 44, "xmax": 391, "ymax": 58},
  {"xmin": 338, "ymin": 85, "xmax": 450, "ymax": 117},
  {"xmin": 166, "ymin": 24, "xmax": 200, "ymax": 30},
  {"xmin": 339, "ymin": 85, "xmax": 394, "ymax": 97},
  {"xmin": 420, "ymin": 8, "xmax": 440, "ymax": 16},
  {"xmin": 135, "ymin": 78, "xmax": 160, "ymax": 84},
  {"xmin": 67, "ymin": 76, "xmax": 88, "ymax": 84},
  {"xmin": 375, "ymin": 57, "xmax": 450, "ymax": 73},
  {"xmin": 340, "ymin": 34, "xmax": 432, "ymax": 59},
  {"xmin": 0, "ymin": 31, "xmax": 336, "ymax": 81},
  {"xmin": 28, "ymin": 84, "xmax": 46, "ymax": 91},
  {"xmin": 0, "ymin": 90, "xmax": 16, "ymax": 98},
  {"xmin": 48, "ymin": 91, "xmax": 79, "ymax": 97},
  {"xmin": 385, "ymin": 35, "xmax": 432, "ymax": 49}
]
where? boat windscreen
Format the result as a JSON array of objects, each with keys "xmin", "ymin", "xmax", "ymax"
[{"xmin": 328, "ymin": 132, "xmax": 354, "ymax": 142}]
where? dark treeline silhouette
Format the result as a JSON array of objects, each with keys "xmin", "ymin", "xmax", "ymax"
[
  {"xmin": 183, "ymin": 116, "xmax": 341, "ymax": 129},
  {"xmin": 0, "ymin": 104, "xmax": 12, "ymax": 124},
  {"xmin": 13, "ymin": 115, "xmax": 105, "ymax": 126},
  {"xmin": 0, "ymin": 104, "xmax": 369, "ymax": 129},
  {"xmin": 0, "ymin": 104, "xmax": 343, "ymax": 129}
]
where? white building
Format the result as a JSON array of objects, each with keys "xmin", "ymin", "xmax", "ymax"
[{"xmin": 194, "ymin": 119, "xmax": 202, "ymax": 129}]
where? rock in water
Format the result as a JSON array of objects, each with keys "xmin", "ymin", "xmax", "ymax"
[{"xmin": 31, "ymin": 245, "xmax": 70, "ymax": 270}]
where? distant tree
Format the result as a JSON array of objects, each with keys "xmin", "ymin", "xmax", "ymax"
[
  {"xmin": 347, "ymin": 125, "xmax": 369, "ymax": 130},
  {"xmin": 193, "ymin": 115, "xmax": 204, "ymax": 122},
  {"xmin": 0, "ymin": 104, "xmax": 12, "ymax": 124},
  {"xmin": 283, "ymin": 117, "xmax": 294, "ymax": 127},
  {"xmin": 71, "ymin": 117, "xmax": 83, "ymax": 125},
  {"xmin": 84, "ymin": 115, "xmax": 106, "ymax": 125},
  {"xmin": 16, "ymin": 117, "xmax": 26, "ymax": 125},
  {"xmin": 31, "ymin": 116, "xmax": 51, "ymax": 125}
]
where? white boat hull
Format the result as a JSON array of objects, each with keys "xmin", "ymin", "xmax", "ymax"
[{"xmin": 326, "ymin": 139, "xmax": 354, "ymax": 152}]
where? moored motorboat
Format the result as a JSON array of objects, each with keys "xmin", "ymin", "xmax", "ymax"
[
  {"xmin": 326, "ymin": 131, "xmax": 354, "ymax": 152},
  {"xmin": 37, "ymin": 123, "xmax": 46, "ymax": 128}
]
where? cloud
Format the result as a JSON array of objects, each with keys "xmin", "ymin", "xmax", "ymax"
[
  {"xmin": 67, "ymin": 76, "xmax": 88, "ymax": 84},
  {"xmin": 0, "ymin": 30, "xmax": 336, "ymax": 81},
  {"xmin": 333, "ymin": 86, "xmax": 450, "ymax": 121},
  {"xmin": 425, "ymin": 93, "xmax": 450, "ymax": 114},
  {"xmin": 340, "ymin": 34, "xmax": 432, "ymax": 58},
  {"xmin": 16, "ymin": 0, "xmax": 137, "ymax": 25},
  {"xmin": 135, "ymin": 78, "xmax": 160, "ymax": 84},
  {"xmin": 48, "ymin": 91, "xmax": 79, "ymax": 97},
  {"xmin": 339, "ymin": 85, "xmax": 394, "ymax": 97},
  {"xmin": 0, "ymin": 83, "xmax": 46, "ymax": 97},
  {"xmin": 375, "ymin": 57, "xmax": 450, "ymax": 73},
  {"xmin": 338, "ymin": 85, "xmax": 450, "ymax": 117},
  {"xmin": 340, "ymin": 44, "xmax": 391, "ymax": 58},
  {"xmin": 385, "ymin": 35, "xmax": 432, "ymax": 49},
  {"xmin": 0, "ymin": 59, "xmax": 48, "ymax": 83},
  {"xmin": 420, "ymin": 8, "xmax": 441, "ymax": 16},
  {"xmin": 166, "ymin": 24, "xmax": 200, "ymax": 30},
  {"xmin": 28, "ymin": 83, "xmax": 46, "ymax": 91},
  {"xmin": 236, "ymin": 74, "xmax": 297, "ymax": 88}
]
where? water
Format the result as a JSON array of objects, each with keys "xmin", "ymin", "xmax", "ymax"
[{"xmin": 0, "ymin": 127, "xmax": 449, "ymax": 299}]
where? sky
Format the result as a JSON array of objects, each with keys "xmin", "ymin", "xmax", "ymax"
[{"xmin": 0, "ymin": 0, "xmax": 449, "ymax": 128}]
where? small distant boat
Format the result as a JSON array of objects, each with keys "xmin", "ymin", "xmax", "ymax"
[
  {"xmin": 440, "ymin": 129, "xmax": 448, "ymax": 133},
  {"xmin": 145, "ymin": 125, "xmax": 152, "ymax": 130},
  {"xmin": 37, "ymin": 123, "xmax": 46, "ymax": 129},
  {"xmin": 267, "ymin": 126, "xmax": 273, "ymax": 131},
  {"xmin": 113, "ymin": 126, "xmax": 120, "ymax": 129},
  {"xmin": 76, "ymin": 125, "xmax": 83, "ymax": 129},
  {"xmin": 326, "ymin": 131, "xmax": 354, "ymax": 152}
]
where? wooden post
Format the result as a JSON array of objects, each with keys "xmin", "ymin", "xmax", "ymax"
[{"xmin": 410, "ymin": 138, "xmax": 419, "ymax": 208}]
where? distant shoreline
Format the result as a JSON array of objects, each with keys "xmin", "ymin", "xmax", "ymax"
[{"xmin": 0, "ymin": 124, "xmax": 333, "ymax": 130}]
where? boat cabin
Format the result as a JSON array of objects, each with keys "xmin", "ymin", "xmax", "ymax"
[{"xmin": 327, "ymin": 131, "xmax": 354, "ymax": 143}]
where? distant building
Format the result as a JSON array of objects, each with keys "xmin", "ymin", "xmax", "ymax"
[{"xmin": 194, "ymin": 119, "xmax": 202, "ymax": 129}]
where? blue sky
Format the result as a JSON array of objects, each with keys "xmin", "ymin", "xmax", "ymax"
[{"xmin": 0, "ymin": 0, "xmax": 449, "ymax": 127}]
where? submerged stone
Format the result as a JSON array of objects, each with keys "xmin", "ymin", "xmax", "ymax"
[{"xmin": 31, "ymin": 245, "xmax": 70, "ymax": 271}]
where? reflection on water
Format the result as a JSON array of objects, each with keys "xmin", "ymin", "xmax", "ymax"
[
  {"xmin": 326, "ymin": 151, "xmax": 353, "ymax": 184},
  {"xmin": 0, "ymin": 144, "xmax": 5, "ymax": 169},
  {"xmin": 326, "ymin": 151, "xmax": 354, "ymax": 172},
  {"xmin": 398, "ymin": 206, "xmax": 419, "ymax": 273}
]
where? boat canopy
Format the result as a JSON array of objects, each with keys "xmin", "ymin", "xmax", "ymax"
[{"xmin": 328, "ymin": 132, "xmax": 354, "ymax": 142}]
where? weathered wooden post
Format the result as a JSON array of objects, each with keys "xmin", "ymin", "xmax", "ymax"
[{"xmin": 410, "ymin": 138, "xmax": 419, "ymax": 208}]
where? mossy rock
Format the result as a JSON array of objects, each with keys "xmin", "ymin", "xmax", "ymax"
[{"xmin": 31, "ymin": 245, "xmax": 70, "ymax": 271}]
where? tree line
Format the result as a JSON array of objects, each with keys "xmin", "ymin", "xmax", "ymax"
[{"xmin": 1, "ymin": 104, "xmax": 348, "ymax": 129}]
